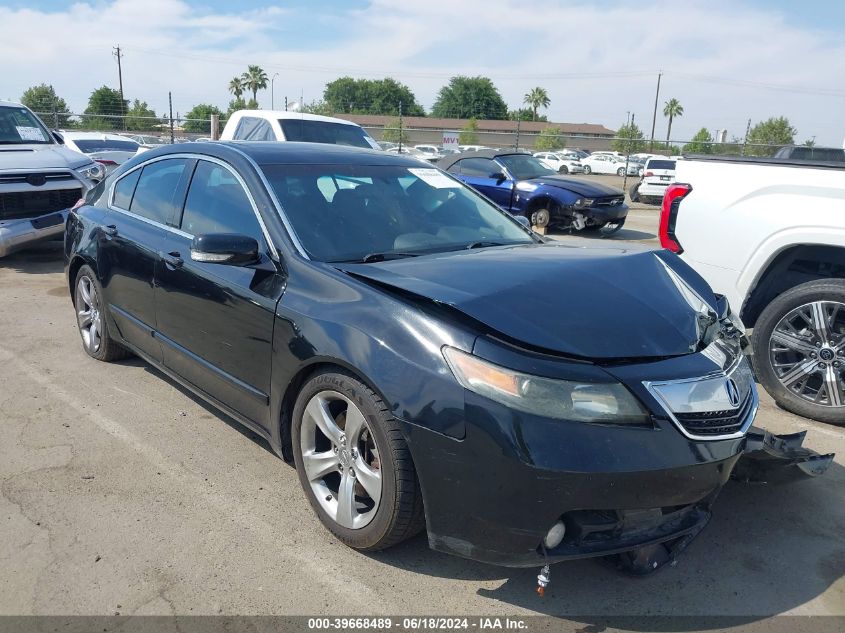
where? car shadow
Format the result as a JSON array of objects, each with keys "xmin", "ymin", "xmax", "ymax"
[
  {"xmin": 365, "ymin": 462, "xmax": 844, "ymax": 626},
  {"xmin": 0, "ymin": 240, "xmax": 65, "ymax": 275}
]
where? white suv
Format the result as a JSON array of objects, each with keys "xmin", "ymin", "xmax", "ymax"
[
  {"xmin": 220, "ymin": 110, "xmax": 381, "ymax": 149},
  {"xmin": 635, "ymin": 157, "xmax": 676, "ymax": 204}
]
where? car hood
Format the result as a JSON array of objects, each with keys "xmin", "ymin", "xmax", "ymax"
[
  {"xmin": 337, "ymin": 243, "xmax": 719, "ymax": 359},
  {"xmin": 526, "ymin": 175, "xmax": 623, "ymax": 197},
  {"xmin": 0, "ymin": 143, "xmax": 91, "ymax": 170}
]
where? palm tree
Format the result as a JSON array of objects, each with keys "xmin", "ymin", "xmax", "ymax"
[
  {"xmin": 663, "ymin": 98, "xmax": 684, "ymax": 147},
  {"xmin": 241, "ymin": 65, "xmax": 269, "ymax": 104},
  {"xmin": 523, "ymin": 87, "xmax": 550, "ymax": 122},
  {"xmin": 228, "ymin": 77, "xmax": 244, "ymax": 100}
]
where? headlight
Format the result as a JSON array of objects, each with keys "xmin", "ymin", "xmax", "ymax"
[
  {"xmin": 76, "ymin": 162, "xmax": 105, "ymax": 181},
  {"xmin": 442, "ymin": 346, "xmax": 649, "ymax": 424},
  {"xmin": 515, "ymin": 182, "xmax": 538, "ymax": 192}
]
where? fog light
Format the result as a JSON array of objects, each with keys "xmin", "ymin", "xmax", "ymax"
[{"xmin": 543, "ymin": 521, "xmax": 566, "ymax": 549}]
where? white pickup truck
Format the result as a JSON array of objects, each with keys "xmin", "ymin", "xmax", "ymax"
[{"xmin": 660, "ymin": 155, "xmax": 844, "ymax": 424}]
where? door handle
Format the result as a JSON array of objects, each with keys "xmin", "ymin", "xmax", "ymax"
[
  {"xmin": 102, "ymin": 224, "xmax": 118, "ymax": 237},
  {"xmin": 160, "ymin": 251, "xmax": 184, "ymax": 269}
]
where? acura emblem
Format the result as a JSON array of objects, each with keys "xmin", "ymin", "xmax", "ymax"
[{"xmin": 725, "ymin": 378, "xmax": 741, "ymax": 407}]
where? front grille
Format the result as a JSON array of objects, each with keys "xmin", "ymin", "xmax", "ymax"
[
  {"xmin": 674, "ymin": 392, "xmax": 754, "ymax": 436},
  {"xmin": 0, "ymin": 187, "xmax": 82, "ymax": 221},
  {"xmin": 0, "ymin": 171, "xmax": 76, "ymax": 185},
  {"xmin": 594, "ymin": 196, "xmax": 625, "ymax": 207}
]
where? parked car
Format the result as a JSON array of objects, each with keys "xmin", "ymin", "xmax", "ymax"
[
  {"xmin": 221, "ymin": 110, "xmax": 381, "ymax": 150},
  {"xmin": 632, "ymin": 157, "xmax": 676, "ymax": 204},
  {"xmin": 124, "ymin": 134, "xmax": 167, "ymax": 146},
  {"xmin": 67, "ymin": 140, "xmax": 774, "ymax": 572},
  {"xmin": 581, "ymin": 153, "xmax": 637, "ymax": 176},
  {"xmin": 773, "ymin": 145, "xmax": 845, "ymax": 162},
  {"xmin": 377, "ymin": 141, "xmax": 398, "ymax": 151},
  {"xmin": 533, "ymin": 151, "xmax": 585, "ymax": 174},
  {"xmin": 439, "ymin": 150, "xmax": 627, "ymax": 231},
  {"xmin": 663, "ymin": 154, "xmax": 845, "ymax": 423},
  {"xmin": 413, "ymin": 144, "xmax": 443, "ymax": 160},
  {"xmin": 0, "ymin": 100, "xmax": 103, "ymax": 257},
  {"xmin": 56, "ymin": 132, "xmax": 141, "ymax": 175},
  {"xmin": 458, "ymin": 145, "xmax": 491, "ymax": 152}
]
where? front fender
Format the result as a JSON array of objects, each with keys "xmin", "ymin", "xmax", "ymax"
[{"xmin": 515, "ymin": 184, "xmax": 578, "ymax": 213}]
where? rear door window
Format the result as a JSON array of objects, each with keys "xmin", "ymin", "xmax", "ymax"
[{"xmin": 129, "ymin": 159, "xmax": 189, "ymax": 224}]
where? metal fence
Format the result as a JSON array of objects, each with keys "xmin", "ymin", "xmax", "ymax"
[{"xmin": 35, "ymin": 111, "xmax": 794, "ymax": 157}]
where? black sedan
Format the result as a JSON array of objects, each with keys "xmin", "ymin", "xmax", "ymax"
[{"xmin": 65, "ymin": 142, "xmax": 758, "ymax": 570}]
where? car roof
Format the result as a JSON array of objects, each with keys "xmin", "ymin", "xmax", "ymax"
[
  {"xmin": 436, "ymin": 149, "xmax": 531, "ymax": 170},
  {"xmin": 136, "ymin": 141, "xmax": 427, "ymax": 167},
  {"xmin": 228, "ymin": 109, "xmax": 362, "ymax": 127}
]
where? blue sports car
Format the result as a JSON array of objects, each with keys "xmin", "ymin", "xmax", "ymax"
[{"xmin": 439, "ymin": 150, "xmax": 628, "ymax": 233}]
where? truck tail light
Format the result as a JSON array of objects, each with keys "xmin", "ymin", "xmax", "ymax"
[
  {"xmin": 659, "ymin": 183, "xmax": 691, "ymax": 254},
  {"xmin": 95, "ymin": 159, "xmax": 118, "ymax": 166}
]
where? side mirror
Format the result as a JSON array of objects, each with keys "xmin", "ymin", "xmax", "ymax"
[
  {"xmin": 190, "ymin": 233, "xmax": 259, "ymax": 266},
  {"xmin": 515, "ymin": 215, "xmax": 531, "ymax": 229},
  {"xmin": 490, "ymin": 171, "xmax": 507, "ymax": 183}
]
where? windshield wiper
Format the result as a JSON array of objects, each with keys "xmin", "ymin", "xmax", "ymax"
[
  {"xmin": 465, "ymin": 241, "xmax": 510, "ymax": 250},
  {"xmin": 360, "ymin": 252, "xmax": 420, "ymax": 263}
]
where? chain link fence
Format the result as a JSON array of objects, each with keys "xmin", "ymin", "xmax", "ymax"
[{"xmin": 34, "ymin": 112, "xmax": 218, "ymax": 143}]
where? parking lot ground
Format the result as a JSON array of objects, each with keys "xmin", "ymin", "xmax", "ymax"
[{"xmin": 0, "ymin": 222, "xmax": 843, "ymax": 626}]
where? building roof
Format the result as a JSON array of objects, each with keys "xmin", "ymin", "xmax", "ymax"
[{"xmin": 341, "ymin": 114, "xmax": 616, "ymax": 136}]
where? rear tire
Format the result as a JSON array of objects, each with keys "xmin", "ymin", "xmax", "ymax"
[
  {"xmin": 752, "ymin": 279, "xmax": 845, "ymax": 425},
  {"xmin": 583, "ymin": 165, "xmax": 592, "ymax": 175},
  {"xmin": 629, "ymin": 183, "xmax": 640, "ymax": 202},
  {"xmin": 73, "ymin": 265, "xmax": 130, "ymax": 362},
  {"xmin": 558, "ymin": 166, "xmax": 568, "ymax": 174},
  {"xmin": 616, "ymin": 167, "xmax": 626, "ymax": 176},
  {"xmin": 291, "ymin": 370, "xmax": 426, "ymax": 550}
]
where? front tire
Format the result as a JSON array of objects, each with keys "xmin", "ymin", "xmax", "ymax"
[
  {"xmin": 558, "ymin": 166, "xmax": 568, "ymax": 174},
  {"xmin": 74, "ymin": 265, "xmax": 130, "ymax": 362},
  {"xmin": 531, "ymin": 208, "xmax": 551, "ymax": 229},
  {"xmin": 752, "ymin": 279, "xmax": 845, "ymax": 424},
  {"xmin": 291, "ymin": 370, "xmax": 425, "ymax": 550},
  {"xmin": 617, "ymin": 167, "xmax": 626, "ymax": 176}
]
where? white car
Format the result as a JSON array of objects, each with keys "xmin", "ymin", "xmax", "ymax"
[
  {"xmin": 581, "ymin": 154, "xmax": 634, "ymax": 176},
  {"xmin": 414, "ymin": 144, "xmax": 443, "ymax": 160},
  {"xmin": 220, "ymin": 110, "xmax": 381, "ymax": 149},
  {"xmin": 57, "ymin": 131, "xmax": 141, "ymax": 175},
  {"xmin": 634, "ymin": 157, "xmax": 676, "ymax": 203},
  {"xmin": 533, "ymin": 151, "xmax": 584, "ymax": 174}
]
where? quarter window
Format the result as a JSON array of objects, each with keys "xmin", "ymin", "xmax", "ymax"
[
  {"xmin": 112, "ymin": 169, "xmax": 141, "ymax": 209},
  {"xmin": 456, "ymin": 158, "xmax": 498, "ymax": 177},
  {"xmin": 129, "ymin": 159, "xmax": 188, "ymax": 224},
  {"xmin": 180, "ymin": 161, "xmax": 264, "ymax": 244},
  {"xmin": 234, "ymin": 117, "xmax": 276, "ymax": 141}
]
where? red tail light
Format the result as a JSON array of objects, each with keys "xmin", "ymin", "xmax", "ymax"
[
  {"xmin": 95, "ymin": 159, "xmax": 118, "ymax": 166},
  {"xmin": 659, "ymin": 183, "xmax": 691, "ymax": 253},
  {"xmin": 71, "ymin": 198, "xmax": 85, "ymax": 211},
  {"xmin": 644, "ymin": 171, "xmax": 654, "ymax": 177}
]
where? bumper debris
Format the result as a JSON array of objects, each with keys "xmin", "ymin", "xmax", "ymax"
[{"xmin": 732, "ymin": 426, "xmax": 835, "ymax": 482}]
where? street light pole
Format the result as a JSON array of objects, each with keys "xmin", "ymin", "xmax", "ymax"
[{"xmin": 271, "ymin": 73, "xmax": 279, "ymax": 110}]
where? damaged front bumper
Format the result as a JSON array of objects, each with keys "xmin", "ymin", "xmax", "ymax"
[{"xmin": 733, "ymin": 426, "xmax": 835, "ymax": 481}]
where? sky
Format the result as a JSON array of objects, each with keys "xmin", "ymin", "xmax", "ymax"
[{"xmin": 2, "ymin": 0, "xmax": 845, "ymax": 145}]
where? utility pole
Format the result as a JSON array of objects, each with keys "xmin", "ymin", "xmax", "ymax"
[
  {"xmin": 168, "ymin": 92, "xmax": 174, "ymax": 144},
  {"xmin": 741, "ymin": 118, "xmax": 751, "ymax": 156},
  {"xmin": 623, "ymin": 113, "xmax": 635, "ymax": 193},
  {"xmin": 113, "ymin": 45, "xmax": 125, "ymax": 130},
  {"xmin": 648, "ymin": 72, "xmax": 662, "ymax": 152},
  {"xmin": 271, "ymin": 73, "xmax": 279, "ymax": 110},
  {"xmin": 515, "ymin": 114, "xmax": 521, "ymax": 150},
  {"xmin": 285, "ymin": 96, "xmax": 288, "ymax": 112},
  {"xmin": 398, "ymin": 101, "xmax": 403, "ymax": 152}
]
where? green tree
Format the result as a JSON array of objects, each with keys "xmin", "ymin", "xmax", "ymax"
[
  {"xmin": 523, "ymin": 87, "xmax": 550, "ymax": 122},
  {"xmin": 431, "ymin": 76, "xmax": 508, "ymax": 120},
  {"xmin": 228, "ymin": 77, "xmax": 244, "ymax": 100},
  {"xmin": 241, "ymin": 65, "xmax": 269, "ymax": 104},
  {"xmin": 300, "ymin": 100, "xmax": 335, "ymax": 116},
  {"xmin": 125, "ymin": 99, "xmax": 158, "ymax": 132},
  {"xmin": 508, "ymin": 108, "xmax": 547, "ymax": 122},
  {"xmin": 183, "ymin": 104, "xmax": 223, "ymax": 134},
  {"xmin": 663, "ymin": 98, "xmax": 684, "ymax": 146},
  {"xmin": 612, "ymin": 122, "xmax": 647, "ymax": 154},
  {"xmin": 226, "ymin": 98, "xmax": 247, "ymax": 117},
  {"xmin": 534, "ymin": 126, "xmax": 565, "ymax": 150},
  {"xmin": 83, "ymin": 86, "xmax": 127, "ymax": 130},
  {"xmin": 20, "ymin": 84, "xmax": 70, "ymax": 127},
  {"xmin": 458, "ymin": 118, "xmax": 479, "ymax": 144},
  {"xmin": 712, "ymin": 135, "xmax": 744, "ymax": 156},
  {"xmin": 745, "ymin": 116, "xmax": 796, "ymax": 156},
  {"xmin": 803, "ymin": 138, "xmax": 816, "ymax": 147},
  {"xmin": 682, "ymin": 127, "xmax": 713, "ymax": 154},
  {"xmin": 323, "ymin": 77, "xmax": 424, "ymax": 116},
  {"xmin": 381, "ymin": 118, "xmax": 409, "ymax": 144}
]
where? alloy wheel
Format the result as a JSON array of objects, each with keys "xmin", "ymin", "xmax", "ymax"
[
  {"xmin": 768, "ymin": 300, "xmax": 845, "ymax": 407},
  {"xmin": 299, "ymin": 390, "xmax": 383, "ymax": 529},
  {"xmin": 76, "ymin": 275, "xmax": 103, "ymax": 354}
]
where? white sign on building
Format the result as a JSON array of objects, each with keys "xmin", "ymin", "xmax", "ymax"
[{"xmin": 442, "ymin": 131, "xmax": 459, "ymax": 148}]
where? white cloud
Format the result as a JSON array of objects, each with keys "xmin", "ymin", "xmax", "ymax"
[{"xmin": 2, "ymin": 0, "xmax": 844, "ymax": 144}]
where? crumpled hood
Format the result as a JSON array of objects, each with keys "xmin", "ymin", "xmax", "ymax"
[
  {"xmin": 526, "ymin": 175, "xmax": 623, "ymax": 198},
  {"xmin": 338, "ymin": 243, "xmax": 719, "ymax": 359},
  {"xmin": 0, "ymin": 144, "xmax": 90, "ymax": 170}
]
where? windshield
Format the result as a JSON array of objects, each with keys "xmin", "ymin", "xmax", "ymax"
[
  {"xmin": 279, "ymin": 119, "xmax": 374, "ymax": 149},
  {"xmin": 72, "ymin": 139, "xmax": 140, "ymax": 153},
  {"xmin": 496, "ymin": 154, "xmax": 556, "ymax": 180},
  {"xmin": 262, "ymin": 163, "xmax": 535, "ymax": 262},
  {"xmin": 0, "ymin": 106, "xmax": 52, "ymax": 145}
]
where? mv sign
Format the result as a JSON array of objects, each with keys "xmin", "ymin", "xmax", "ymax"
[{"xmin": 442, "ymin": 131, "xmax": 459, "ymax": 149}]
